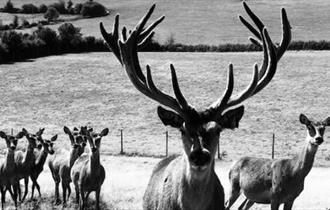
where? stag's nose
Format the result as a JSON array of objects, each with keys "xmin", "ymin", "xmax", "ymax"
[
  {"xmin": 10, "ymin": 146, "xmax": 16, "ymax": 150},
  {"xmin": 92, "ymin": 147, "xmax": 97, "ymax": 153},
  {"xmin": 315, "ymin": 137, "xmax": 324, "ymax": 144},
  {"xmin": 189, "ymin": 150, "xmax": 211, "ymax": 167}
]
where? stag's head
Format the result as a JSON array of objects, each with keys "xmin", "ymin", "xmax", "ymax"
[
  {"xmin": 22, "ymin": 128, "xmax": 41, "ymax": 149},
  {"xmin": 300, "ymin": 114, "xmax": 330, "ymax": 146},
  {"xmin": 0, "ymin": 130, "xmax": 25, "ymax": 151},
  {"xmin": 100, "ymin": 3, "xmax": 291, "ymax": 175}
]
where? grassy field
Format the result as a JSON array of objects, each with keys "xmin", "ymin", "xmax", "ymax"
[
  {"xmin": 0, "ymin": 156, "xmax": 329, "ymax": 209},
  {"xmin": 0, "ymin": 51, "xmax": 329, "ymax": 165},
  {"xmin": 0, "ymin": 51, "xmax": 329, "ymax": 209},
  {"xmin": 2, "ymin": 0, "xmax": 330, "ymax": 45}
]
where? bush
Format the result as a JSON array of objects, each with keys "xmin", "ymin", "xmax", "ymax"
[
  {"xmin": 0, "ymin": 42, "xmax": 9, "ymax": 63},
  {"xmin": 21, "ymin": 18, "xmax": 30, "ymax": 27},
  {"xmin": 44, "ymin": 7, "xmax": 60, "ymax": 22},
  {"xmin": 12, "ymin": 15, "xmax": 19, "ymax": 28},
  {"xmin": 34, "ymin": 26, "xmax": 58, "ymax": 47},
  {"xmin": 21, "ymin": 4, "xmax": 39, "ymax": 14},
  {"xmin": 58, "ymin": 22, "xmax": 81, "ymax": 41},
  {"xmin": 74, "ymin": 3, "xmax": 83, "ymax": 14},
  {"xmin": 39, "ymin": 4, "xmax": 48, "ymax": 13},
  {"xmin": 80, "ymin": 1, "xmax": 107, "ymax": 17},
  {"xmin": 49, "ymin": 0, "xmax": 67, "ymax": 14},
  {"xmin": 3, "ymin": 0, "xmax": 14, "ymax": 13}
]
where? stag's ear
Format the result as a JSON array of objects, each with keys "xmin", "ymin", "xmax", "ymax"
[
  {"xmin": 218, "ymin": 106, "xmax": 244, "ymax": 130},
  {"xmin": 157, "ymin": 106, "xmax": 184, "ymax": 128},
  {"xmin": 323, "ymin": 117, "xmax": 330, "ymax": 126},
  {"xmin": 0, "ymin": 131, "xmax": 6, "ymax": 139},
  {"xmin": 299, "ymin": 114, "xmax": 310, "ymax": 125},
  {"xmin": 100, "ymin": 128, "xmax": 109, "ymax": 137},
  {"xmin": 51, "ymin": 134, "xmax": 58, "ymax": 142}
]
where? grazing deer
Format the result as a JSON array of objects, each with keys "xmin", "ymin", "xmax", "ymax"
[
  {"xmin": 100, "ymin": 3, "xmax": 291, "ymax": 210},
  {"xmin": 0, "ymin": 130, "xmax": 24, "ymax": 209},
  {"xmin": 14, "ymin": 128, "xmax": 42, "ymax": 202},
  {"xmin": 71, "ymin": 128, "xmax": 109, "ymax": 210},
  {"xmin": 29, "ymin": 132, "xmax": 57, "ymax": 199},
  {"xmin": 48, "ymin": 126, "xmax": 86, "ymax": 205},
  {"xmin": 226, "ymin": 114, "xmax": 330, "ymax": 210}
]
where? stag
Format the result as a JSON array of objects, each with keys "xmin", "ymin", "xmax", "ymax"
[
  {"xmin": 226, "ymin": 114, "xmax": 330, "ymax": 210},
  {"xmin": 100, "ymin": 2, "xmax": 291, "ymax": 210}
]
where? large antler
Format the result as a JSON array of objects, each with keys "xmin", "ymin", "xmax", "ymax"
[
  {"xmin": 100, "ymin": 5, "xmax": 197, "ymax": 119},
  {"xmin": 205, "ymin": 2, "xmax": 291, "ymax": 121}
]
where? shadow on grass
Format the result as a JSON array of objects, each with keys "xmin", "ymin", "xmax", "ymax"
[{"xmin": 23, "ymin": 194, "xmax": 116, "ymax": 210}]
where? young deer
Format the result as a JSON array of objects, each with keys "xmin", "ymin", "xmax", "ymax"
[
  {"xmin": 48, "ymin": 126, "xmax": 86, "ymax": 205},
  {"xmin": 29, "ymin": 132, "xmax": 57, "ymax": 199},
  {"xmin": 0, "ymin": 130, "xmax": 24, "ymax": 209},
  {"xmin": 13, "ymin": 128, "xmax": 40, "ymax": 202},
  {"xmin": 100, "ymin": 3, "xmax": 291, "ymax": 210},
  {"xmin": 71, "ymin": 128, "xmax": 108, "ymax": 210},
  {"xmin": 226, "ymin": 114, "xmax": 330, "ymax": 210}
]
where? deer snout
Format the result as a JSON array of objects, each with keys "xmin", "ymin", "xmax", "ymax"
[
  {"xmin": 315, "ymin": 137, "xmax": 324, "ymax": 145},
  {"xmin": 10, "ymin": 145, "xmax": 16, "ymax": 150},
  {"xmin": 91, "ymin": 147, "xmax": 97, "ymax": 153},
  {"xmin": 189, "ymin": 150, "xmax": 211, "ymax": 167}
]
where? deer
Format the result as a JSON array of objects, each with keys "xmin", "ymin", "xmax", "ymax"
[
  {"xmin": 225, "ymin": 114, "xmax": 330, "ymax": 210},
  {"xmin": 48, "ymin": 126, "xmax": 86, "ymax": 205},
  {"xmin": 29, "ymin": 132, "xmax": 57, "ymax": 200},
  {"xmin": 13, "ymin": 128, "xmax": 41, "ymax": 202},
  {"xmin": 100, "ymin": 2, "xmax": 291, "ymax": 210},
  {"xmin": 0, "ymin": 130, "xmax": 25, "ymax": 210},
  {"xmin": 71, "ymin": 127, "xmax": 109, "ymax": 210}
]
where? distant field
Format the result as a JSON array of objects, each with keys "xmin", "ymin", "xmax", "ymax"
[
  {"xmin": 2, "ymin": 0, "xmax": 330, "ymax": 44},
  {"xmin": 0, "ymin": 51, "xmax": 329, "ymax": 166}
]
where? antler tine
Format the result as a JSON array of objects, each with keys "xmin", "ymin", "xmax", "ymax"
[
  {"xmin": 101, "ymin": 4, "xmax": 192, "ymax": 117},
  {"xmin": 240, "ymin": 2, "xmax": 291, "ymax": 60}
]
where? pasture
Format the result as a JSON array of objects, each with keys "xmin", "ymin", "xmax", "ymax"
[
  {"xmin": 1, "ymin": 0, "xmax": 330, "ymax": 44},
  {"xmin": 0, "ymin": 51, "xmax": 329, "ymax": 209}
]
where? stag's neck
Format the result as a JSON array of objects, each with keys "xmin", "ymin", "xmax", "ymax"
[
  {"xmin": 35, "ymin": 148, "xmax": 48, "ymax": 167},
  {"xmin": 180, "ymin": 157, "xmax": 216, "ymax": 204},
  {"xmin": 89, "ymin": 151, "xmax": 100, "ymax": 175},
  {"xmin": 293, "ymin": 138, "xmax": 318, "ymax": 179}
]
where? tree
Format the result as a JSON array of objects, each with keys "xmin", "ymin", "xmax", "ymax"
[
  {"xmin": 3, "ymin": 0, "xmax": 14, "ymax": 13},
  {"xmin": 44, "ymin": 7, "xmax": 59, "ymax": 22}
]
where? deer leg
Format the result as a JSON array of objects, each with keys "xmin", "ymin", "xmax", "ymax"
[
  {"xmin": 271, "ymin": 201, "xmax": 280, "ymax": 210},
  {"xmin": 95, "ymin": 189, "xmax": 101, "ymax": 210},
  {"xmin": 62, "ymin": 182, "xmax": 67, "ymax": 205},
  {"xmin": 12, "ymin": 183, "xmax": 18, "ymax": 208},
  {"xmin": 1, "ymin": 186, "xmax": 5, "ymax": 210},
  {"xmin": 67, "ymin": 184, "xmax": 71, "ymax": 199},
  {"xmin": 74, "ymin": 184, "xmax": 79, "ymax": 204},
  {"xmin": 35, "ymin": 181, "xmax": 41, "ymax": 198},
  {"xmin": 225, "ymin": 181, "xmax": 241, "ymax": 210},
  {"xmin": 21, "ymin": 177, "xmax": 29, "ymax": 201},
  {"xmin": 239, "ymin": 199, "xmax": 255, "ymax": 210},
  {"xmin": 79, "ymin": 188, "xmax": 85, "ymax": 210},
  {"xmin": 283, "ymin": 201, "xmax": 294, "ymax": 210}
]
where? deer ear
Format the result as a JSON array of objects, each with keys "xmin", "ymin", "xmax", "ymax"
[
  {"xmin": 0, "ymin": 131, "xmax": 6, "ymax": 139},
  {"xmin": 299, "ymin": 114, "xmax": 310, "ymax": 125},
  {"xmin": 63, "ymin": 126, "xmax": 71, "ymax": 135},
  {"xmin": 157, "ymin": 106, "xmax": 184, "ymax": 128},
  {"xmin": 100, "ymin": 128, "xmax": 109, "ymax": 137},
  {"xmin": 51, "ymin": 134, "xmax": 58, "ymax": 142},
  {"xmin": 323, "ymin": 117, "xmax": 330, "ymax": 126},
  {"xmin": 37, "ymin": 128, "xmax": 45, "ymax": 136},
  {"xmin": 16, "ymin": 131, "xmax": 25, "ymax": 139},
  {"xmin": 218, "ymin": 106, "xmax": 244, "ymax": 130}
]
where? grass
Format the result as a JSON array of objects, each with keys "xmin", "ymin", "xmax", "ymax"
[
  {"xmin": 0, "ymin": 51, "xmax": 329, "ymax": 166},
  {"xmin": 1, "ymin": 0, "xmax": 330, "ymax": 45},
  {"xmin": 1, "ymin": 155, "xmax": 330, "ymax": 209}
]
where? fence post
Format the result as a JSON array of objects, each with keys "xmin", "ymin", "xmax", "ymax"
[
  {"xmin": 272, "ymin": 133, "xmax": 275, "ymax": 159},
  {"xmin": 217, "ymin": 141, "xmax": 220, "ymax": 159},
  {"xmin": 120, "ymin": 129, "xmax": 124, "ymax": 154},
  {"xmin": 165, "ymin": 131, "xmax": 168, "ymax": 157}
]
